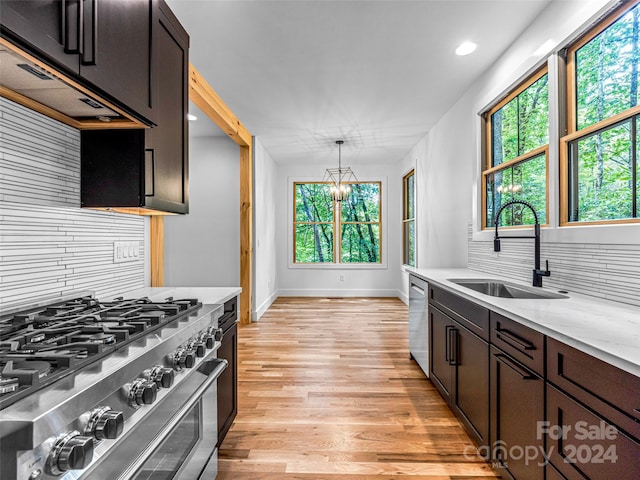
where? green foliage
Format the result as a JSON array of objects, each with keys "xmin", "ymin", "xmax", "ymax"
[
  {"xmin": 576, "ymin": 6, "xmax": 640, "ymax": 130},
  {"xmin": 487, "ymin": 73, "xmax": 548, "ymax": 228},
  {"xmin": 405, "ymin": 221, "xmax": 415, "ymax": 267},
  {"xmin": 295, "ymin": 183, "xmax": 333, "ymax": 222},
  {"xmin": 403, "ymin": 173, "xmax": 415, "ymax": 266},
  {"xmin": 570, "ymin": 5, "xmax": 640, "ymax": 222},
  {"xmin": 406, "ymin": 174, "xmax": 415, "ymax": 219},
  {"xmin": 571, "ymin": 120, "xmax": 634, "ymax": 221},
  {"xmin": 294, "ymin": 182, "xmax": 381, "ymax": 264},
  {"xmin": 487, "ymin": 153, "xmax": 546, "ymax": 226},
  {"xmin": 491, "ymin": 74, "xmax": 548, "ymax": 167},
  {"xmin": 341, "ymin": 224, "xmax": 380, "ymax": 263}
]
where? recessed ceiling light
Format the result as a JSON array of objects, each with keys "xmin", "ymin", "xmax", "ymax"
[
  {"xmin": 456, "ymin": 42, "xmax": 477, "ymax": 56},
  {"xmin": 187, "ymin": 113, "xmax": 198, "ymax": 121}
]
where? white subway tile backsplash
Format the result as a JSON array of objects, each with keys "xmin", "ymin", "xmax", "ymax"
[
  {"xmin": 468, "ymin": 224, "xmax": 640, "ymax": 307},
  {"xmin": 0, "ymin": 98, "xmax": 145, "ymax": 310}
]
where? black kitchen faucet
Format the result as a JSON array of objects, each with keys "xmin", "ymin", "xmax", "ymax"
[{"xmin": 493, "ymin": 199, "xmax": 551, "ymax": 287}]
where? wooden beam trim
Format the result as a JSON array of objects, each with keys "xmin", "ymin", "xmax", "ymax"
[
  {"xmin": 240, "ymin": 144, "xmax": 253, "ymax": 324},
  {"xmin": 189, "ymin": 64, "xmax": 251, "ymax": 147},
  {"xmin": 150, "ymin": 217, "xmax": 165, "ymax": 287},
  {"xmin": 188, "ymin": 63, "xmax": 253, "ymax": 323}
]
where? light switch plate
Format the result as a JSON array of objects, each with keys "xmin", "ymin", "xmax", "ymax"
[{"xmin": 114, "ymin": 241, "xmax": 140, "ymax": 263}]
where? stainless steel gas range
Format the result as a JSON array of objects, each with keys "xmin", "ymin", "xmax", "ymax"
[{"xmin": 0, "ymin": 292, "xmax": 227, "ymax": 480}]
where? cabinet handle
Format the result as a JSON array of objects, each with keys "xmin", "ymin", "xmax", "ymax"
[
  {"xmin": 448, "ymin": 328, "xmax": 458, "ymax": 366},
  {"xmin": 81, "ymin": 0, "xmax": 97, "ymax": 65},
  {"xmin": 494, "ymin": 353, "xmax": 536, "ymax": 380},
  {"xmin": 63, "ymin": 0, "xmax": 83, "ymax": 55},
  {"xmin": 410, "ymin": 285, "xmax": 425, "ymax": 296},
  {"xmin": 445, "ymin": 326, "xmax": 452, "ymax": 363},
  {"xmin": 496, "ymin": 328, "xmax": 535, "ymax": 351}
]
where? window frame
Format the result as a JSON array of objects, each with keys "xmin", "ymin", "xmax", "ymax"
[
  {"xmin": 482, "ymin": 66, "xmax": 550, "ymax": 230},
  {"xmin": 292, "ymin": 181, "xmax": 336, "ymax": 264},
  {"xmin": 560, "ymin": 0, "xmax": 640, "ymax": 226},
  {"xmin": 292, "ymin": 180, "xmax": 383, "ymax": 265},
  {"xmin": 402, "ymin": 169, "xmax": 415, "ymax": 267}
]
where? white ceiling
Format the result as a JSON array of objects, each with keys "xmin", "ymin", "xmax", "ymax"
[{"xmin": 168, "ymin": 0, "xmax": 553, "ymax": 165}]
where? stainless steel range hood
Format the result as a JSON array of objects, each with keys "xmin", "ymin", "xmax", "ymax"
[{"xmin": 0, "ymin": 38, "xmax": 146, "ymax": 129}]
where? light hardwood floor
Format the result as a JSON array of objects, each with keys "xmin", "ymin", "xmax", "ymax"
[{"xmin": 217, "ymin": 297, "xmax": 500, "ymax": 479}]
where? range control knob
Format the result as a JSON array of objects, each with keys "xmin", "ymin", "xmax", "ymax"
[
  {"xmin": 147, "ymin": 365, "xmax": 175, "ymax": 388},
  {"xmin": 196, "ymin": 331, "xmax": 214, "ymax": 349},
  {"xmin": 207, "ymin": 326, "xmax": 223, "ymax": 342},
  {"xmin": 187, "ymin": 339, "xmax": 206, "ymax": 357},
  {"xmin": 45, "ymin": 431, "xmax": 94, "ymax": 475},
  {"xmin": 127, "ymin": 379, "xmax": 157, "ymax": 408},
  {"xmin": 85, "ymin": 406, "xmax": 124, "ymax": 440},
  {"xmin": 171, "ymin": 348, "xmax": 195, "ymax": 370}
]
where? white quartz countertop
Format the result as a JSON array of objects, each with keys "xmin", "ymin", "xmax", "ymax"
[
  {"xmin": 406, "ymin": 267, "xmax": 640, "ymax": 378},
  {"xmin": 111, "ymin": 287, "xmax": 241, "ymax": 306}
]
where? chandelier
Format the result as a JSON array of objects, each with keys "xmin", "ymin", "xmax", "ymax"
[{"xmin": 323, "ymin": 140, "xmax": 358, "ymax": 202}]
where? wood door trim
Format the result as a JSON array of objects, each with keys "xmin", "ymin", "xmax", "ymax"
[{"xmin": 151, "ymin": 64, "xmax": 253, "ymax": 324}]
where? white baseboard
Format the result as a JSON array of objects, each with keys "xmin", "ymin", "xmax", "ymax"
[
  {"xmin": 398, "ymin": 289, "xmax": 409, "ymax": 305},
  {"xmin": 277, "ymin": 288, "xmax": 402, "ymax": 298},
  {"xmin": 253, "ymin": 289, "xmax": 279, "ymax": 321}
]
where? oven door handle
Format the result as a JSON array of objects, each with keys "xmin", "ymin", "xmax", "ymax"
[{"xmin": 120, "ymin": 358, "xmax": 228, "ymax": 479}]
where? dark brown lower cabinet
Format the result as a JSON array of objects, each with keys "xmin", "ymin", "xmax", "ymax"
[
  {"xmin": 546, "ymin": 385, "xmax": 640, "ymax": 479},
  {"xmin": 429, "ymin": 305, "xmax": 489, "ymax": 446},
  {"xmin": 546, "ymin": 463, "xmax": 567, "ymax": 480},
  {"xmin": 217, "ymin": 321, "xmax": 237, "ymax": 447},
  {"xmin": 429, "ymin": 306, "xmax": 453, "ymax": 399},
  {"xmin": 490, "ymin": 346, "xmax": 544, "ymax": 480}
]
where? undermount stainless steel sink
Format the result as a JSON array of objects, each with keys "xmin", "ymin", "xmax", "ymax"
[{"xmin": 447, "ymin": 279, "xmax": 568, "ymax": 299}]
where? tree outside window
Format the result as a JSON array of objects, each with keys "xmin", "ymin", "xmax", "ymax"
[
  {"xmin": 484, "ymin": 68, "xmax": 549, "ymax": 229},
  {"xmin": 563, "ymin": 1, "xmax": 640, "ymax": 224},
  {"xmin": 294, "ymin": 182, "xmax": 381, "ymax": 264}
]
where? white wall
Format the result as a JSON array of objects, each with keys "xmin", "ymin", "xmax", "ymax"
[
  {"xmin": 398, "ymin": 0, "xmax": 638, "ymax": 302},
  {"xmin": 253, "ymin": 138, "xmax": 279, "ymax": 319},
  {"xmin": 164, "ymin": 136, "xmax": 240, "ymax": 287},
  {"xmin": 0, "ymin": 98, "xmax": 147, "ymax": 309},
  {"xmin": 396, "ymin": 91, "xmax": 476, "ymax": 301},
  {"xmin": 274, "ymin": 162, "xmax": 402, "ymax": 298}
]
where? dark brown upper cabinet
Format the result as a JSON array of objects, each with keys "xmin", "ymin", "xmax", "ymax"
[
  {"xmin": 81, "ymin": 0, "xmax": 189, "ymax": 215},
  {"xmin": 0, "ymin": 0, "xmax": 157, "ymax": 125}
]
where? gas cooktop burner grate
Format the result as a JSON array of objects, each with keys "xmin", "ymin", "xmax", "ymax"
[{"xmin": 0, "ymin": 296, "xmax": 202, "ymax": 410}]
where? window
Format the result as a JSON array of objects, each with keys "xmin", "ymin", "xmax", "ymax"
[
  {"xmin": 483, "ymin": 68, "xmax": 549, "ymax": 229},
  {"xmin": 402, "ymin": 170, "xmax": 415, "ymax": 266},
  {"xmin": 563, "ymin": 1, "xmax": 640, "ymax": 224},
  {"xmin": 293, "ymin": 182, "xmax": 381, "ymax": 264}
]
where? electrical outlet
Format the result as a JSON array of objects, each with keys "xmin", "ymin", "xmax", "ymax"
[
  {"xmin": 339, "ymin": 274, "xmax": 345, "ymax": 281},
  {"xmin": 114, "ymin": 241, "xmax": 140, "ymax": 263}
]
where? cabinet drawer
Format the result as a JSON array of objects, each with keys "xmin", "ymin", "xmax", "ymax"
[
  {"xmin": 491, "ymin": 312, "xmax": 544, "ymax": 376},
  {"xmin": 547, "ymin": 338, "xmax": 640, "ymax": 442},
  {"xmin": 546, "ymin": 385, "xmax": 640, "ymax": 480},
  {"xmin": 429, "ymin": 285, "xmax": 489, "ymax": 340}
]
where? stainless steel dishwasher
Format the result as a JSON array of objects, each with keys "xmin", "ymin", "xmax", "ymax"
[{"xmin": 408, "ymin": 274, "xmax": 429, "ymax": 377}]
